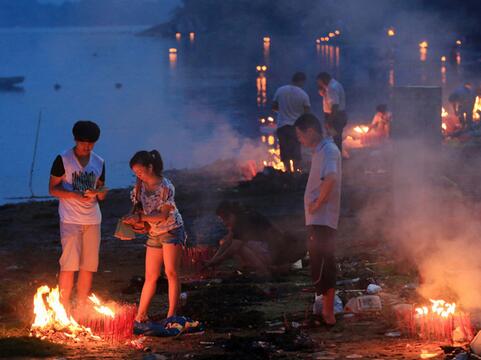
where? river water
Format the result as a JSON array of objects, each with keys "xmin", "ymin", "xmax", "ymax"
[{"xmin": 0, "ymin": 26, "xmax": 477, "ymax": 202}]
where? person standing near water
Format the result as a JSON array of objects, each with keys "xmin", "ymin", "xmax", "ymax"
[
  {"xmin": 272, "ymin": 72, "xmax": 311, "ymax": 171},
  {"xmin": 121, "ymin": 150, "xmax": 186, "ymax": 333},
  {"xmin": 317, "ymin": 72, "xmax": 347, "ymax": 152},
  {"xmin": 49, "ymin": 121, "xmax": 107, "ymax": 311},
  {"xmin": 295, "ymin": 113, "xmax": 341, "ymax": 326}
]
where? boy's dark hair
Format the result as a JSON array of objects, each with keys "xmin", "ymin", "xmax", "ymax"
[
  {"xmin": 294, "ymin": 113, "xmax": 323, "ymax": 135},
  {"xmin": 292, "ymin": 72, "xmax": 306, "ymax": 84},
  {"xmin": 129, "ymin": 150, "xmax": 164, "ymax": 177},
  {"xmin": 316, "ymin": 72, "xmax": 332, "ymax": 84},
  {"xmin": 376, "ymin": 104, "xmax": 388, "ymax": 113},
  {"xmin": 72, "ymin": 120, "xmax": 100, "ymax": 142}
]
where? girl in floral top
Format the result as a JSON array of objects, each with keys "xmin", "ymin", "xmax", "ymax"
[{"xmin": 122, "ymin": 150, "xmax": 185, "ymax": 330}]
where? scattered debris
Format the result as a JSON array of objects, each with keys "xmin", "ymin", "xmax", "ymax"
[{"xmin": 366, "ymin": 284, "xmax": 382, "ymax": 294}]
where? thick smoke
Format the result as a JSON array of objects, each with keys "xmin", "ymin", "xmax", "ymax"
[{"xmin": 358, "ymin": 138, "xmax": 481, "ymax": 310}]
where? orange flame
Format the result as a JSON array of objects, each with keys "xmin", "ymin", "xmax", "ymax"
[
  {"xmin": 415, "ymin": 299, "xmax": 456, "ymax": 319},
  {"xmin": 353, "ymin": 125, "xmax": 370, "ymax": 134},
  {"xmin": 89, "ymin": 294, "xmax": 115, "ymax": 318},
  {"xmin": 442, "ymin": 107, "xmax": 448, "ymax": 118},
  {"xmin": 31, "ymin": 286, "xmax": 100, "ymax": 340}
]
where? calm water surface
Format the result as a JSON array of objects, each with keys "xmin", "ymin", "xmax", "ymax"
[{"xmin": 0, "ymin": 26, "xmax": 477, "ymax": 202}]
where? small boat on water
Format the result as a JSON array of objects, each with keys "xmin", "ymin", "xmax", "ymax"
[{"xmin": 0, "ymin": 76, "xmax": 25, "ymax": 89}]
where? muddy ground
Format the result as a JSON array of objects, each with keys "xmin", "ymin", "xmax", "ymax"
[{"xmin": 1, "ymin": 145, "xmax": 481, "ymax": 359}]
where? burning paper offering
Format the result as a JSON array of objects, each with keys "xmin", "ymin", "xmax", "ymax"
[
  {"xmin": 396, "ymin": 299, "xmax": 474, "ymax": 343},
  {"xmin": 31, "ymin": 285, "xmax": 137, "ymax": 342}
]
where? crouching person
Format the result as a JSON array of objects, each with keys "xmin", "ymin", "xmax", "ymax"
[
  {"xmin": 295, "ymin": 113, "xmax": 341, "ymax": 326},
  {"xmin": 49, "ymin": 121, "xmax": 107, "ymax": 310},
  {"xmin": 121, "ymin": 150, "xmax": 186, "ymax": 333},
  {"xmin": 205, "ymin": 201, "xmax": 306, "ymax": 277}
]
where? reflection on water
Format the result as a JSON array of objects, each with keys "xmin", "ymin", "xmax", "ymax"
[
  {"xmin": 169, "ymin": 53, "xmax": 177, "ymax": 69},
  {"xmin": 256, "ymin": 70, "xmax": 267, "ymax": 107},
  {"xmin": 1, "ymin": 26, "xmax": 479, "ymax": 201},
  {"xmin": 441, "ymin": 65, "xmax": 447, "ymax": 85},
  {"xmin": 420, "ymin": 47, "xmax": 427, "ymax": 62},
  {"xmin": 189, "ymin": 32, "xmax": 195, "ymax": 42},
  {"xmin": 388, "ymin": 65, "xmax": 395, "ymax": 87}
]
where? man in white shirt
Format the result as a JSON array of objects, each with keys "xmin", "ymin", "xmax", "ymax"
[
  {"xmin": 295, "ymin": 113, "xmax": 341, "ymax": 326},
  {"xmin": 49, "ymin": 121, "xmax": 107, "ymax": 310},
  {"xmin": 317, "ymin": 72, "xmax": 347, "ymax": 152},
  {"xmin": 272, "ymin": 72, "xmax": 311, "ymax": 170}
]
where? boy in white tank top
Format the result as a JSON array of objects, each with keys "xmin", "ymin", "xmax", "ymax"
[{"xmin": 49, "ymin": 121, "xmax": 107, "ymax": 310}]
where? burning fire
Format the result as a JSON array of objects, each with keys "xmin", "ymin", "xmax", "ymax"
[
  {"xmin": 408, "ymin": 299, "xmax": 474, "ymax": 342},
  {"xmin": 31, "ymin": 285, "xmax": 101, "ymax": 341},
  {"xmin": 353, "ymin": 125, "xmax": 370, "ymax": 134},
  {"xmin": 29, "ymin": 285, "xmax": 136, "ymax": 343},
  {"xmin": 442, "ymin": 107, "xmax": 448, "ymax": 118},
  {"xmin": 415, "ymin": 299, "xmax": 456, "ymax": 319},
  {"xmin": 89, "ymin": 294, "xmax": 115, "ymax": 318}
]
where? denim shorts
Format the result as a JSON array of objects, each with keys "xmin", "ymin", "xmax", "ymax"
[{"xmin": 146, "ymin": 226, "xmax": 186, "ymax": 248}]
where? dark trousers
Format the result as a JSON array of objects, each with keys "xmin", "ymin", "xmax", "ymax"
[
  {"xmin": 277, "ymin": 125, "xmax": 301, "ymax": 169},
  {"xmin": 324, "ymin": 111, "xmax": 347, "ymax": 152},
  {"xmin": 308, "ymin": 225, "xmax": 337, "ymax": 295}
]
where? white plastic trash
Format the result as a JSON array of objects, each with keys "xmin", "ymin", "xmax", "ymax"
[
  {"xmin": 344, "ymin": 295, "xmax": 382, "ymax": 313},
  {"xmin": 366, "ymin": 284, "xmax": 382, "ymax": 294},
  {"xmin": 291, "ymin": 259, "xmax": 303, "ymax": 270}
]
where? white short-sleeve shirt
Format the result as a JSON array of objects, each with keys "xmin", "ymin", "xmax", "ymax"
[
  {"xmin": 304, "ymin": 138, "xmax": 342, "ymax": 229},
  {"xmin": 273, "ymin": 85, "xmax": 311, "ymax": 127}
]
